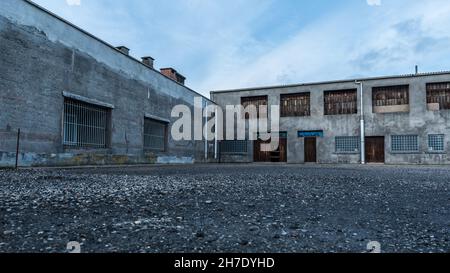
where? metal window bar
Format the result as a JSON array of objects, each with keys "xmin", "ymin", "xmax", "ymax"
[
  {"xmin": 220, "ymin": 140, "xmax": 248, "ymax": 154},
  {"xmin": 427, "ymin": 82, "xmax": 450, "ymax": 110},
  {"xmin": 144, "ymin": 118, "xmax": 167, "ymax": 151},
  {"xmin": 373, "ymin": 85, "xmax": 409, "ymax": 107},
  {"xmin": 324, "ymin": 89, "xmax": 357, "ymax": 115},
  {"xmin": 428, "ymin": 134, "xmax": 445, "ymax": 152},
  {"xmin": 63, "ymin": 99, "xmax": 109, "ymax": 148},
  {"xmin": 391, "ymin": 135, "xmax": 419, "ymax": 152},
  {"xmin": 335, "ymin": 136, "xmax": 360, "ymax": 153}
]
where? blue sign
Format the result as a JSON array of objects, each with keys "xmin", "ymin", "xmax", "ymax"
[{"xmin": 298, "ymin": 130, "xmax": 324, "ymax": 138}]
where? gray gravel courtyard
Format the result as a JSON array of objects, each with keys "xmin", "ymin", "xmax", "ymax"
[{"xmin": 0, "ymin": 164, "xmax": 449, "ymax": 253}]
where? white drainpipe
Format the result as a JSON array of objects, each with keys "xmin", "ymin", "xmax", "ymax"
[
  {"xmin": 355, "ymin": 80, "xmax": 365, "ymax": 165},
  {"xmin": 214, "ymin": 106, "xmax": 219, "ymax": 160},
  {"xmin": 204, "ymin": 99, "xmax": 208, "ymax": 161}
]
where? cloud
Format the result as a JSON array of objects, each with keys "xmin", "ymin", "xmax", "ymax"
[
  {"xmin": 31, "ymin": 0, "xmax": 450, "ymax": 96},
  {"xmin": 66, "ymin": 0, "xmax": 81, "ymax": 6},
  {"xmin": 367, "ymin": 0, "xmax": 381, "ymax": 6}
]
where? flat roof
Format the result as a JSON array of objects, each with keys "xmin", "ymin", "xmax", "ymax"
[
  {"xmin": 23, "ymin": 0, "xmax": 214, "ymax": 104},
  {"xmin": 210, "ymin": 71, "xmax": 450, "ymax": 94}
]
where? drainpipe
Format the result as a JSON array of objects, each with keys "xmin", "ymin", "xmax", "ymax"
[
  {"xmin": 214, "ymin": 106, "xmax": 219, "ymax": 160},
  {"xmin": 355, "ymin": 80, "xmax": 365, "ymax": 164},
  {"xmin": 204, "ymin": 99, "xmax": 208, "ymax": 161}
]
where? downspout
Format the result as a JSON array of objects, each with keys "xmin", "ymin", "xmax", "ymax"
[
  {"xmin": 204, "ymin": 99, "xmax": 208, "ymax": 161},
  {"xmin": 214, "ymin": 106, "xmax": 219, "ymax": 160},
  {"xmin": 355, "ymin": 80, "xmax": 365, "ymax": 164}
]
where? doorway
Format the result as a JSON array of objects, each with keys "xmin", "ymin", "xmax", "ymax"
[
  {"xmin": 254, "ymin": 133, "xmax": 287, "ymax": 163},
  {"xmin": 304, "ymin": 137, "xmax": 317, "ymax": 163},
  {"xmin": 365, "ymin": 136, "xmax": 385, "ymax": 163}
]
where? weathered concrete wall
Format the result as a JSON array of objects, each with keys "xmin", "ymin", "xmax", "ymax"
[
  {"xmin": 212, "ymin": 73, "xmax": 450, "ymax": 165},
  {"xmin": 0, "ymin": 0, "xmax": 215, "ymax": 167}
]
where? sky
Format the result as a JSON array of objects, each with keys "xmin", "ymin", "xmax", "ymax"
[{"xmin": 32, "ymin": 0, "xmax": 450, "ymax": 97}]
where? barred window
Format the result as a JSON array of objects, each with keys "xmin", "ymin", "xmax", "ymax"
[
  {"xmin": 391, "ymin": 135, "xmax": 419, "ymax": 153},
  {"xmin": 324, "ymin": 89, "xmax": 357, "ymax": 115},
  {"xmin": 373, "ymin": 85, "xmax": 409, "ymax": 107},
  {"xmin": 427, "ymin": 82, "xmax": 450, "ymax": 110},
  {"xmin": 335, "ymin": 136, "xmax": 360, "ymax": 153},
  {"xmin": 220, "ymin": 140, "xmax": 248, "ymax": 154},
  {"xmin": 281, "ymin": 93, "xmax": 310, "ymax": 117},
  {"xmin": 428, "ymin": 134, "xmax": 445, "ymax": 152},
  {"xmin": 63, "ymin": 98, "xmax": 110, "ymax": 148},
  {"xmin": 144, "ymin": 118, "xmax": 168, "ymax": 151},
  {"xmin": 241, "ymin": 96, "xmax": 268, "ymax": 119}
]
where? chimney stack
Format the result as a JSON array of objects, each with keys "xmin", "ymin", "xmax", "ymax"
[
  {"xmin": 415, "ymin": 65, "xmax": 419, "ymax": 75},
  {"xmin": 160, "ymin": 68, "xmax": 186, "ymax": 85},
  {"xmin": 116, "ymin": 46, "xmax": 130, "ymax": 55},
  {"xmin": 141, "ymin": 56, "xmax": 155, "ymax": 69}
]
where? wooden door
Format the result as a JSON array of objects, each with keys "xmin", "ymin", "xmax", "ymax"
[
  {"xmin": 254, "ymin": 136, "xmax": 287, "ymax": 163},
  {"xmin": 304, "ymin": 137, "xmax": 317, "ymax": 163},
  {"xmin": 365, "ymin": 137, "xmax": 385, "ymax": 163}
]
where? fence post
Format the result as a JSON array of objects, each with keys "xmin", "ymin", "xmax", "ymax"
[{"xmin": 15, "ymin": 129, "xmax": 21, "ymax": 170}]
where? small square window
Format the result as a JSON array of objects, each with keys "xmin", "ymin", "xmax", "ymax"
[
  {"xmin": 428, "ymin": 134, "xmax": 445, "ymax": 152},
  {"xmin": 335, "ymin": 136, "xmax": 360, "ymax": 153},
  {"xmin": 391, "ymin": 135, "xmax": 419, "ymax": 153}
]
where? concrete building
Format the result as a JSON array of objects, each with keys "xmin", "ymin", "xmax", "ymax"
[
  {"xmin": 0, "ymin": 0, "xmax": 216, "ymax": 167},
  {"xmin": 212, "ymin": 72, "xmax": 450, "ymax": 165}
]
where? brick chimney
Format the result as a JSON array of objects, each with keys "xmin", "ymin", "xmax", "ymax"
[
  {"xmin": 116, "ymin": 46, "xmax": 130, "ymax": 55},
  {"xmin": 141, "ymin": 56, "xmax": 155, "ymax": 69},
  {"xmin": 160, "ymin": 68, "xmax": 186, "ymax": 85}
]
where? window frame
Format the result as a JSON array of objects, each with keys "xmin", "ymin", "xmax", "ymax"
[
  {"xmin": 372, "ymin": 85, "xmax": 410, "ymax": 110},
  {"xmin": 335, "ymin": 136, "xmax": 360, "ymax": 154},
  {"xmin": 280, "ymin": 92, "xmax": 311, "ymax": 117},
  {"xmin": 241, "ymin": 96, "xmax": 268, "ymax": 119},
  {"xmin": 390, "ymin": 135, "xmax": 419, "ymax": 154},
  {"xmin": 323, "ymin": 89, "xmax": 358, "ymax": 116},
  {"xmin": 143, "ymin": 117, "xmax": 169, "ymax": 152},
  {"xmin": 428, "ymin": 134, "xmax": 445, "ymax": 153},
  {"xmin": 63, "ymin": 98, "xmax": 111, "ymax": 149},
  {"xmin": 426, "ymin": 82, "xmax": 450, "ymax": 110},
  {"xmin": 220, "ymin": 140, "xmax": 248, "ymax": 154}
]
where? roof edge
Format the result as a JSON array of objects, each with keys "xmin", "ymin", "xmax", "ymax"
[
  {"xmin": 210, "ymin": 71, "xmax": 450, "ymax": 94},
  {"xmin": 23, "ymin": 0, "xmax": 214, "ymax": 104}
]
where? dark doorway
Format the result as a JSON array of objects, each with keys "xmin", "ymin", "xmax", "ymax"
[
  {"xmin": 304, "ymin": 137, "xmax": 317, "ymax": 163},
  {"xmin": 254, "ymin": 134, "xmax": 287, "ymax": 163},
  {"xmin": 365, "ymin": 136, "xmax": 385, "ymax": 163}
]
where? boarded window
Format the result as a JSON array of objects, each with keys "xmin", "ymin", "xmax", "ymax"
[
  {"xmin": 391, "ymin": 135, "xmax": 419, "ymax": 153},
  {"xmin": 428, "ymin": 134, "xmax": 445, "ymax": 152},
  {"xmin": 144, "ymin": 118, "xmax": 168, "ymax": 151},
  {"xmin": 281, "ymin": 93, "xmax": 310, "ymax": 117},
  {"xmin": 373, "ymin": 85, "xmax": 409, "ymax": 107},
  {"xmin": 427, "ymin": 82, "xmax": 450, "ymax": 110},
  {"xmin": 220, "ymin": 140, "xmax": 248, "ymax": 154},
  {"xmin": 324, "ymin": 89, "xmax": 357, "ymax": 115},
  {"xmin": 335, "ymin": 136, "xmax": 360, "ymax": 153},
  {"xmin": 63, "ymin": 98, "xmax": 110, "ymax": 148},
  {"xmin": 241, "ymin": 96, "xmax": 268, "ymax": 119}
]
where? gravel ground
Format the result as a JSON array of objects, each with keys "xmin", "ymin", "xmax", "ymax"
[{"xmin": 0, "ymin": 164, "xmax": 449, "ymax": 253}]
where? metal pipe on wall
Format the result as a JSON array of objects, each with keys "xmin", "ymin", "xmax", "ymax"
[{"xmin": 355, "ymin": 81, "xmax": 365, "ymax": 164}]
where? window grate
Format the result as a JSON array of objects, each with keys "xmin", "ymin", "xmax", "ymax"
[
  {"xmin": 335, "ymin": 136, "xmax": 360, "ymax": 153},
  {"xmin": 391, "ymin": 135, "xmax": 419, "ymax": 152},
  {"xmin": 241, "ymin": 96, "xmax": 268, "ymax": 119},
  {"xmin": 144, "ymin": 118, "xmax": 167, "ymax": 152},
  {"xmin": 63, "ymin": 98, "xmax": 110, "ymax": 148},
  {"xmin": 324, "ymin": 89, "xmax": 357, "ymax": 115},
  {"xmin": 281, "ymin": 93, "xmax": 310, "ymax": 117},
  {"xmin": 220, "ymin": 141, "xmax": 248, "ymax": 154},
  {"xmin": 428, "ymin": 134, "xmax": 445, "ymax": 152},
  {"xmin": 373, "ymin": 85, "xmax": 409, "ymax": 107},
  {"xmin": 427, "ymin": 82, "xmax": 450, "ymax": 110}
]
